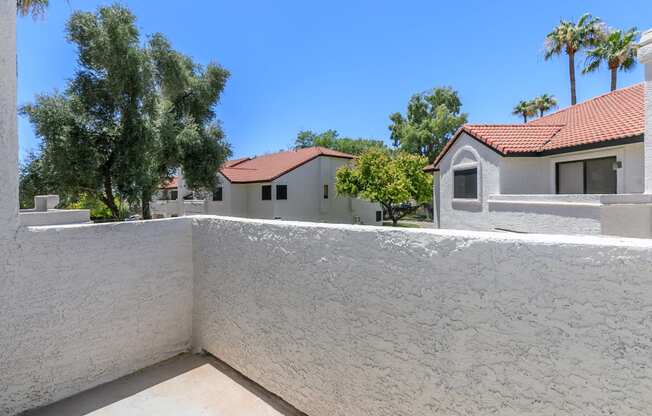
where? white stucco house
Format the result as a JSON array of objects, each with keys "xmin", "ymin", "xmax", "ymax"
[
  {"xmin": 427, "ymin": 77, "xmax": 651, "ymax": 235},
  {"xmin": 152, "ymin": 146, "xmax": 383, "ymax": 225}
]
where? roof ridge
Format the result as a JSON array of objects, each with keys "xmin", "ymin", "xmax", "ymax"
[{"xmin": 465, "ymin": 123, "xmax": 565, "ymax": 128}]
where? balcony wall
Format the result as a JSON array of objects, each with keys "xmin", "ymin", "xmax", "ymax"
[
  {"xmin": 192, "ymin": 216, "xmax": 652, "ymax": 416},
  {"xmin": 0, "ymin": 219, "xmax": 194, "ymax": 416},
  {"xmin": 3, "ymin": 216, "xmax": 652, "ymax": 415}
]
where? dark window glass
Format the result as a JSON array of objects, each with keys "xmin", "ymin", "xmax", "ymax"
[
  {"xmin": 376, "ymin": 211, "xmax": 382, "ymax": 222},
  {"xmin": 323, "ymin": 184, "xmax": 329, "ymax": 199},
  {"xmin": 556, "ymin": 157, "xmax": 617, "ymax": 194},
  {"xmin": 276, "ymin": 184, "xmax": 287, "ymax": 200},
  {"xmin": 170, "ymin": 190, "xmax": 178, "ymax": 201},
  {"xmin": 453, "ymin": 168, "xmax": 478, "ymax": 199},
  {"xmin": 213, "ymin": 187, "xmax": 223, "ymax": 201},
  {"xmin": 262, "ymin": 185, "xmax": 272, "ymax": 200},
  {"xmin": 586, "ymin": 157, "xmax": 617, "ymax": 194}
]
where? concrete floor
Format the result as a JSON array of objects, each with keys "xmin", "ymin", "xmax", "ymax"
[{"xmin": 25, "ymin": 354, "xmax": 306, "ymax": 416}]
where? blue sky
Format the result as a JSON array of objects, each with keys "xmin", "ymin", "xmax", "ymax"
[{"xmin": 17, "ymin": 0, "xmax": 652, "ymax": 161}]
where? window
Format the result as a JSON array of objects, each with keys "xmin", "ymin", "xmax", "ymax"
[
  {"xmin": 170, "ymin": 190, "xmax": 178, "ymax": 201},
  {"xmin": 323, "ymin": 184, "xmax": 329, "ymax": 199},
  {"xmin": 376, "ymin": 211, "xmax": 382, "ymax": 222},
  {"xmin": 262, "ymin": 185, "xmax": 272, "ymax": 200},
  {"xmin": 453, "ymin": 168, "xmax": 478, "ymax": 199},
  {"xmin": 556, "ymin": 156, "xmax": 617, "ymax": 194},
  {"xmin": 212, "ymin": 187, "xmax": 223, "ymax": 201},
  {"xmin": 276, "ymin": 184, "xmax": 287, "ymax": 200}
]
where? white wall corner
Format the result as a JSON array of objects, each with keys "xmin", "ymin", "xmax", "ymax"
[
  {"xmin": 639, "ymin": 29, "xmax": 652, "ymax": 193},
  {"xmin": 0, "ymin": 0, "xmax": 18, "ymax": 236}
]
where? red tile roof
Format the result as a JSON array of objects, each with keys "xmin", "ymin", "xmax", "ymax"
[
  {"xmin": 221, "ymin": 147, "xmax": 354, "ymax": 183},
  {"xmin": 431, "ymin": 83, "xmax": 645, "ymax": 169},
  {"xmin": 162, "ymin": 147, "xmax": 355, "ymax": 188}
]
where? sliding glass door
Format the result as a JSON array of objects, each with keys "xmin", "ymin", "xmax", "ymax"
[{"xmin": 556, "ymin": 156, "xmax": 617, "ymax": 194}]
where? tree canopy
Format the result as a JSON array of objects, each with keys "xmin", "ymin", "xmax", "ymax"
[
  {"xmin": 583, "ymin": 28, "xmax": 639, "ymax": 91},
  {"xmin": 388, "ymin": 87, "xmax": 467, "ymax": 163},
  {"xmin": 21, "ymin": 5, "xmax": 231, "ymax": 219},
  {"xmin": 544, "ymin": 13, "xmax": 605, "ymax": 105},
  {"xmin": 335, "ymin": 148, "xmax": 432, "ymax": 225},
  {"xmin": 294, "ymin": 129, "xmax": 387, "ymax": 155}
]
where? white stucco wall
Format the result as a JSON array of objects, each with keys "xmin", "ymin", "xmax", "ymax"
[
  {"xmin": 0, "ymin": 219, "xmax": 194, "ymax": 415},
  {"xmin": 157, "ymin": 156, "xmax": 383, "ymax": 225},
  {"xmin": 18, "ymin": 209, "xmax": 91, "ymax": 226},
  {"xmin": 0, "ymin": 0, "xmax": 18, "ymax": 242},
  {"xmin": 192, "ymin": 216, "xmax": 652, "ymax": 416},
  {"xmin": 438, "ymin": 132, "xmax": 502, "ymax": 230},
  {"xmin": 437, "ymin": 133, "xmax": 644, "ymax": 234}
]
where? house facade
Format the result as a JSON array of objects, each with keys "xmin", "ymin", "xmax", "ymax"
[
  {"xmin": 428, "ymin": 80, "xmax": 649, "ymax": 235},
  {"xmin": 152, "ymin": 147, "xmax": 383, "ymax": 225}
]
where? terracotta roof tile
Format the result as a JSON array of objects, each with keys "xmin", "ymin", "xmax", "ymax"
[
  {"xmin": 221, "ymin": 147, "xmax": 354, "ymax": 183},
  {"xmin": 433, "ymin": 83, "xmax": 645, "ymax": 167}
]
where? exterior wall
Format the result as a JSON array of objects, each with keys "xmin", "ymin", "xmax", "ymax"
[
  {"xmin": 0, "ymin": 0, "xmax": 17, "ymax": 240},
  {"xmin": 18, "ymin": 209, "xmax": 91, "ymax": 227},
  {"xmin": 158, "ymin": 156, "xmax": 383, "ymax": 225},
  {"xmin": 0, "ymin": 219, "xmax": 194, "ymax": 415},
  {"xmin": 437, "ymin": 134, "xmax": 644, "ymax": 234},
  {"xmin": 438, "ymin": 132, "xmax": 502, "ymax": 230},
  {"xmin": 192, "ymin": 216, "xmax": 652, "ymax": 416}
]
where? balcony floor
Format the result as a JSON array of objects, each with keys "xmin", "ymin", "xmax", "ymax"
[{"xmin": 24, "ymin": 353, "xmax": 305, "ymax": 416}]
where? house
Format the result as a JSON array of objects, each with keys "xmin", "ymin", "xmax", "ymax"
[
  {"xmin": 152, "ymin": 146, "xmax": 383, "ymax": 225},
  {"xmin": 427, "ymin": 80, "xmax": 650, "ymax": 235}
]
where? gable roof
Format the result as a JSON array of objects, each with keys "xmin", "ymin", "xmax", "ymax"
[
  {"xmin": 162, "ymin": 147, "xmax": 355, "ymax": 188},
  {"xmin": 429, "ymin": 83, "xmax": 645, "ymax": 171},
  {"xmin": 220, "ymin": 146, "xmax": 354, "ymax": 183}
]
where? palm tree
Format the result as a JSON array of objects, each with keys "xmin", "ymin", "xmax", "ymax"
[
  {"xmin": 544, "ymin": 14, "xmax": 605, "ymax": 105},
  {"xmin": 16, "ymin": 0, "xmax": 49, "ymax": 17},
  {"xmin": 512, "ymin": 100, "xmax": 536, "ymax": 123},
  {"xmin": 533, "ymin": 94, "xmax": 558, "ymax": 117},
  {"xmin": 583, "ymin": 28, "xmax": 639, "ymax": 91}
]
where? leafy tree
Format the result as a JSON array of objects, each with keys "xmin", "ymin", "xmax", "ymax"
[
  {"xmin": 21, "ymin": 5, "xmax": 231, "ymax": 219},
  {"xmin": 294, "ymin": 129, "xmax": 386, "ymax": 155},
  {"xmin": 388, "ymin": 86, "xmax": 467, "ymax": 163},
  {"xmin": 583, "ymin": 28, "xmax": 639, "ymax": 91},
  {"xmin": 335, "ymin": 148, "xmax": 432, "ymax": 226},
  {"xmin": 544, "ymin": 13, "xmax": 605, "ymax": 105},
  {"xmin": 18, "ymin": 152, "xmax": 55, "ymax": 209},
  {"xmin": 533, "ymin": 94, "xmax": 558, "ymax": 117},
  {"xmin": 512, "ymin": 100, "xmax": 537, "ymax": 123}
]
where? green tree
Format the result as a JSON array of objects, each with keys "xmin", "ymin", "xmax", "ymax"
[
  {"xmin": 544, "ymin": 13, "xmax": 605, "ymax": 105},
  {"xmin": 533, "ymin": 94, "xmax": 558, "ymax": 117},
  {"xmin": 18, "ymin": 152, "xmax": 55, "ymax": 209},
  {"xmin": 388, "ymin": 86, "xmax": 467, "ymax": 163},
  {"xmin": 335, "ymin": 149, "xmax": 432, "ymax": 226},
  {"xmin": 583, "ymin": 28, "xmax": 639, "ymax": 91},
  {"xmin": 294, "ymin": 129, "xmax": 386, "ymax": 155},
  {"xmin": 21, "ymin": 5, "xmax": 231, "ymax": 219},
  {"xmin": 512, "ymin": 100, "xmax": 537, "ymax": 123}
]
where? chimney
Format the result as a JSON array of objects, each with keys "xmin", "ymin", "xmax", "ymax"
[{"xmin": 640, "ymin": 29, "xmax": 652, "ymax": 193}]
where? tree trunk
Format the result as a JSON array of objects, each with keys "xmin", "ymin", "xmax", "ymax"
[
  {"xmin": 101, "ymin": 164, "xmax": 120, "ymax": 219},
  {"xmin": 523, "ymin": 114, "xmax": 527, "ymax": 123},
  {"xmin": 610, "ymin": 67, "xmax": 617, "ymax": 91},
  {"xmin": 141, "ymin": 190, "xmax": 151, "ymax": 220},
  {"xmin": 569, "ymin": 52, "xmax": 577, "ymax": 105}
]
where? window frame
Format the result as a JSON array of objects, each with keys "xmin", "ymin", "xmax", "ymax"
[
  {"xmin": 276, "ymin": 184, "xmax": 288, "ymax": 200},
  {"xmin": 213, "ymin": 186, "xmax": 223, "ymax": 202},
  {"xmin": 555, "ymin": 156, "xmax": 618, "ymax": 194},
  {"xmin": 261, "ymin": 185, "xmax": 272, "ymax": 201},
  {"xmin": 453, "ymin": 167, "xmax": 479, "ymax": 200},
  {"xmin": 323, "ymin": 184, "xmax": 329, "ymax": 199}
]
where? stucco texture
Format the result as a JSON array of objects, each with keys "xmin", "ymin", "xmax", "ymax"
[
  {"xmin": 0, "ymin": 219, "xmax": 194, "ymax": 416},
  {"xmin": 192, "ymin": 216, "xmax": 652, "ymax": 416}
]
